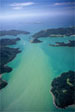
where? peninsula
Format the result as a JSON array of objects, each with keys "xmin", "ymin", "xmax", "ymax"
[
  {"xmin": 0, "ymin": 30, "xmax": 30, "ymax": 36},
  {"xmin": 0, "ymin": 38, "xmax": 21, "ymax": 90},
  {"xmin": 0, "ymin": 38, "xmax": 20, "ymax": 46},
  {"xmin": 31, "ymin": 27, "xmax": 75, "ymax": 43}
]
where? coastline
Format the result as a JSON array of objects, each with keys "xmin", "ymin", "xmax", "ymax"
[
  {"xmin": 0, "ymin": 38, "xmax": 22, "ymax": 89},
  {"xmin": 50, "ymin": 71, "xmax": 75, "ymax": 109},
  {"xmin": 49, "ymin": 89, "xmax": 60, "ymax": 109}
]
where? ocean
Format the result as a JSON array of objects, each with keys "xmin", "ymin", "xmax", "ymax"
[
  {"xmin": 0, "ymin": 31, "xmax": 75, "ymax": 112},
  {"xmin": 0, "ymin": 15, "xmax": 75, "ymax": 111}
]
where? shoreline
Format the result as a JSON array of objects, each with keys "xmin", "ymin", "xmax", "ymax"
[
  {"xmin": 49, "ymin": 90, "xmax": 74, "ymax": 109},
  {"xmin": 49, "ymin": 89, "xmax": 60, "ymax": 109},
  {"xmin": 50, "ymin": 71, "xmax": 75, "ymax": 109},
  {"xmin": 0, "ymin": 74, "xmax": 2, "ymax": 79}
]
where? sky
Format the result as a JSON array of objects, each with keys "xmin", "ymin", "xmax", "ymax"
[{"xmin": 0, "ymin": 0, "xmax": 75, "ymax": 19}]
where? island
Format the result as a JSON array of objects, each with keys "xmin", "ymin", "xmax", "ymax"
[
  {"xmin": 30, "ymin": 38, "xmax": 42, "ymax": 43},
  {"xmin": 50, "ymin": 71, "xmax": 75, "ymax": 109},
  {"xmin": 0, "ymin": 30, "xmax": 30, "ymax": 36},
  {"xmin": 31, "ymin": 27, "xmax": 75, "ymax": 43},
  {"xmin": 49, "ymin": 40, "xmax": 75, "ymax": 47},
  {"xmin": 0, "ymin": 38, "xmax": 21, "ymax": 90}
]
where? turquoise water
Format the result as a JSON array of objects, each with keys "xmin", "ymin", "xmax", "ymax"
[{"xmin": 0, "ymin": 34, "xmax": 75, "ymax": 112}]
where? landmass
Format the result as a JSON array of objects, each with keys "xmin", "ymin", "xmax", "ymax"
[
  {"xmin": 51, "ymin": 71, "xmax": 75, "ymax": 109},
  {"xmin": 31, "ymin": 27, "xmax": 75, "ymax": 43},
  {"xmin": 0, "ymin": 38, "xmax": 20, "ymax": 46},
  {"xmin": 0, "ymin": 47, "xmax": 21, "ymax": 73},
  {"xmin": 0, "ymin": 30, "xmax": 30, "ymax": 36},
  {"xmin": 0, "ymin": 78, "xmax": 8, "ymax": 90},
  {"xmin": 0, "ymin": 38, "xmax": 21, "ymax": 90},
  {"xmin": 49, "ymin": 40, "xmax": 75, "ymax": 47},
  {"xmin": 30, "ymin": 38, "xmax": 42, "ymax": 43}
]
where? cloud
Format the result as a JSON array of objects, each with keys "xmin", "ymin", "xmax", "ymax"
[
  {"xmin": 54, "ymin": 2, "xmax": 75, "ymax": 6},
  {"xmin": 10, "ymin": 2, "xmax": 35, "ymax": 10}
]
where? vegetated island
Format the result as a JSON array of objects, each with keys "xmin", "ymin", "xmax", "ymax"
[
  {"xmin": 30, "ymin": 38, "xmax": 42, "ymax": 43},
  {"xmin": 0, "ymin": 38, "xmax": 21, "ymax": 90},
  {"xmin": 0, "ymin": 30, "xmax": 30, "ymax": 36},
  {"xmin": 49, "ymin": 40, "xmax": 75, "ymax": 47},
  {"xmin": 31, "ymin": 27, "xmax": 75, "ymax": 43},
  {"xmin": 51, "ymin": 71, "xmax": 75, "ymax": 109}
]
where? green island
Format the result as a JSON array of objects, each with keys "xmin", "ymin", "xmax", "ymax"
[
  {"xmin": 51, "ymin": 71, "xmax": 75, "ymax": 109},
  {"xmin": 49, "ymin": 40, "xmax": 75, "ymax": 47},
  {"xmin": 31, "ymin": 26, "xmax": 75, "ymax": 43}
]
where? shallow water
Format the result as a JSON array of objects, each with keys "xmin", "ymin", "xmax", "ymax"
[{"xmin": 0, "ymin": 35, "xmax": 75, "ymax": 112}]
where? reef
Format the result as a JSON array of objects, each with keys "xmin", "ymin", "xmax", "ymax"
[
  {"xmin": 31, "ymin": 27, "xmax": 75, "ymax": 43},
  {"xmin": 51, "ymin": 71, "xmax": 75, "ymax": 109},
  {"xmin": 49, "ymin": 40, "xmax": 75, "ymax": 47},
  {"xmin": 0, "ymin": 30, "xmax": 30, "ymax": 36},
  {"xmin": 0, "ymin": 38, "xmax": 21, "ymax": 90}
]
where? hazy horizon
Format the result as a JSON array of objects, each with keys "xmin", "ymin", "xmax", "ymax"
[{"xmin": 0, "ymin": 0, "xmax": 75, "ymax": 31}]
